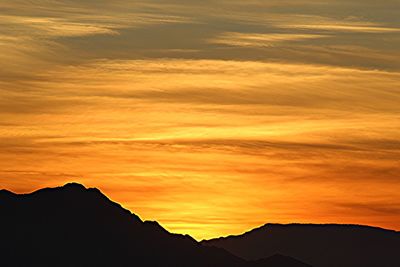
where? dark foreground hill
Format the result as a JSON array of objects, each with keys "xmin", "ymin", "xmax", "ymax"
[
  {"xmin": 0, "ymin": 183, "xmax": 311, "ymax": 267},
  {"xmin": 203, "ymin": 223, "xmax": 400, "ymax": 267},
  {"xmin": 248, "ymin": 254, "xmax": 312, "ymax": 267}
]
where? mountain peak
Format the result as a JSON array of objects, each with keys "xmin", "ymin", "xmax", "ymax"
[
  {"xmin": 0, "ymin": 188, "xmax": 13, "ymax": 194},
  {"xmin": 0, "ymin": 189, "xmax": 15, "ymax": 198},
  {"xmin": 62, "ymin": 182, "xmax": 87, "ymax": 191},
  {"xmin": 60, "ymin": 183, "xmax": 107, "ymax": 198}
]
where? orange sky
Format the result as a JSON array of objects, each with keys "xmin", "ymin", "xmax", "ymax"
[{"xmin": 0, "ymin": 0, "xmax": 399, "ymax": 240}]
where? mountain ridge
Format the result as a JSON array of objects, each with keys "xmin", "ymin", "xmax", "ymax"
[
  {"xmin": 5, "ymin": 183, "xmax": 397, "ymax": 237},
  {"xmin": 0, "ymin": 183, "xmax": 313, "ymax": 267},
  {"xmin": 3, "ymin": 182, "xmax": 400, "ymax": 267},
  {"xmin": 203, "ymin": 220, "xmax": 400, "ymax": 267},
  {"xmin": 202, "ymin": 222, "xmax": 399, "ymax": 242}
]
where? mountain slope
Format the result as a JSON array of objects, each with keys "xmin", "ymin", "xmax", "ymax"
[
  {"xmin": 202, "ymin": 223, "xmax": 400, "ymax": 267},
  {"xmin": 0, "ymin": 183, "xmax": 313, "ymax": 267},
  {"xmin": 249, "ymin": 254, "xmax": 312, "ymax": 267},
  {"xmin": 0, "ymin": 183, "xmax": 243, "ymax": 267}
]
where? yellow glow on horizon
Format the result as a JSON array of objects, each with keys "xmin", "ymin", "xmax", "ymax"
[{"xmin": 1, "ymin": 58, "xmax": 399, "ymax": 239}]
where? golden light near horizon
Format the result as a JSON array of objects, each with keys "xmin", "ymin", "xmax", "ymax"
[{"xmin": 1, "ymin": 0, "xmax": 399, "ymax": 240}]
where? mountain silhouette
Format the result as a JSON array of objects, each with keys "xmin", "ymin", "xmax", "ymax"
[
  {"xmin": 0, "ymin": 183, "xmax": 311, "ymax": 267},
  {"xmin": 248, "ymin": 254, "xmax": 312, "ymax": 267},
  {"xmin": 202, "ymin": 223, "xmax": 400, "ymax": 267}
]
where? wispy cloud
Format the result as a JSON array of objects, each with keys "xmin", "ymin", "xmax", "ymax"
[
  {"xmin": 210, "ymin": 32, "xmax": 328, "ymax": 47},
  {"xmin": 1, "ymin": 0, "xmax": 400, "ymax": 239},
  {"xmin": 0, "ymin": 15, "xmax": 119, "ymax": 37},
  {"xmin": 283, "ymin": 24, "xmax": 400, "ymax": 33}
]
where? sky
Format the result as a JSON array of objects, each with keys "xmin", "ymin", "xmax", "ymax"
[{"xmin": 0, "ymin": 0, "xmax": 399, "ymax": 240}]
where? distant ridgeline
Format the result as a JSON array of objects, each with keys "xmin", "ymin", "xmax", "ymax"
[{"xmin": 1, "ymin": 183, "xmax": 399, "ymax": 267}]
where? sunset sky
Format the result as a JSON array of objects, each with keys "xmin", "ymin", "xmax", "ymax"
[{"xmin": 1, "ymin": 0, "xmax": 399, "ymax": 240}]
